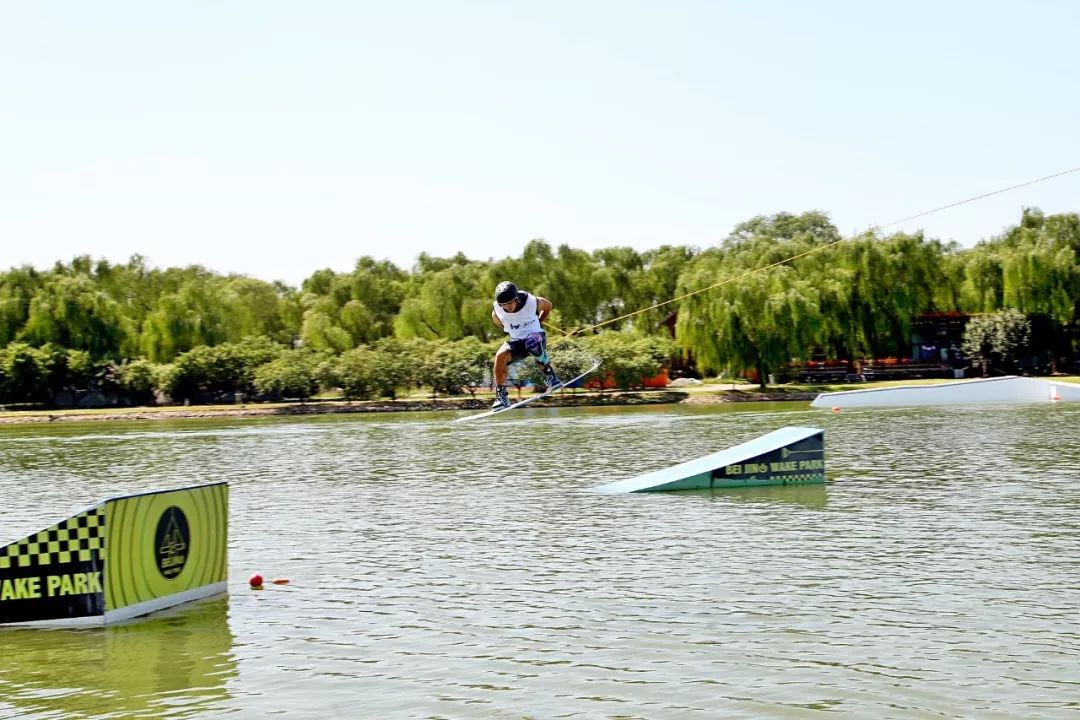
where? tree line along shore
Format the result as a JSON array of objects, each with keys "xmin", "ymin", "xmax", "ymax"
[
  {"xmin": 1, "ymin": 208, "xmax": 1078, "ymax": 411},
  {"xmin": 0, "ymin": 382, "xmax": 824, "ymax": 426}
]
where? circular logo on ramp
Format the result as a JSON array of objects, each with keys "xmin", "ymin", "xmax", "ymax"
[{"xmin": 155, "ymin": 506, "xmax": 190, "ymax": 579}]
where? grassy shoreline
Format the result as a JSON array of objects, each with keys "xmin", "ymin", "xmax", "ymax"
[
  {"xmin": 0, "ymin": 385, "xmax": 788, "ymax": 425},
  {"xmin": 1, "ymin": 376, "xmax": 1076, "ymax": 426}
]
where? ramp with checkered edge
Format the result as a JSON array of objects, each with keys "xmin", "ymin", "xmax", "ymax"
[
  {"xmin": 0, "ymin": 482, "xmax": 227, "ymax": 626},
  {"xmin": 591, "ymin": 427, "xmax": 825, "ymax": 493},
  {"xmin": 0, "ymin": 507, "xmax": 106, "ymax": 623}
]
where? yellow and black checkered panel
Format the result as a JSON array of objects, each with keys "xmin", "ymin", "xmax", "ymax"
[{"xmin": 0, "ymin": 507, "xmax": 105, "ymax": 570}]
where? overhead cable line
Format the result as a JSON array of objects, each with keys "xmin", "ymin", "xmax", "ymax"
[{"xmin": 548, "ymin": 165, "xmax": 1080, "ymax": 337}]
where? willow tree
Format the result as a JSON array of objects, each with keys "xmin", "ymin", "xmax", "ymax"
[
  {"xmin": 809, "ymin": 258, "xmax": 862, "ymax": 360},
  {"xmin": 0, "ymin": 266, "xmax": 43, "ymax": 346},
  {"xmin": 139, "ymin": 278, "xmax": 232, "ymax": 362},
  {"xmin": 674, "ymin": 212, "xmax": 841, "ymax": 386},
  {"xmin": 959, "ymin": 246, "xmax": 1005, "ymax": 314},
  {"xmin": 501, "ymin": 240, "xmax": 555, "ymax": 299},
  {"xmin": 338, "ymin": 299, "xmax": 379, "ymax": 345},
  {"xmin": 590, "ymin": 246, "xmax": 647, "ymax": 330},
  {"xmin": 935, "ymin": 245, "xmax": 969, "ymax": 312},
  {"xmin": 993, "ymin": 209, "xmax": 1080, "ymax": 324},
  {"xmin": 298, "ymin": 311, "xmax": 351, "ymax": 353},
  {"xmin": 341, "ymin": 257, "xmax": 407, "ymax": 341},
  {"xmin": 298, "ymin": 270, "xmax": 365, "ymax": 347},
  {"xmin": 21, "ymin": 273, "xmax": 130, "ymax": 358},
  {"xmin": 835, "ymin": 231, "xmax": 955, "ymax": 358},
  {"xmin": 87, "ymin": 255, "xmax": 159, "ymax": 347},
  {"xmin": 1000, "ymin": 243, "xmax": 1077, "ymax": 322},
  {"xmin": 959, "ymin": 209, "xmax": 1080, "ymax": 324},
  {"xmin": 637, "ymin": 245, "xmax": 699, "ymax": 334},
  {"xmin": 394, "ymin": 263, "xmax": 490, "ymax": 341},
  {"xmin": 221, "ymin": 276, "xmax": 293, "ymax": 344},
  {"xmin": 676, "ymin": 255, "xmax": 822, "ymax": 387},
  {"xmin": 527, "ymin": 244, "xmax": 616, "ymax": 332},
  {"xmin": 297, "ymin": 259, "xmax": 408, "ymax": 346}
]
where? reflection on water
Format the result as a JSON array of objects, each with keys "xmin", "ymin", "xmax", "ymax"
[
  {"xmin": 678, "ymin": 482, "xmax": 829, "ymax": 508},
  {"xmin": 1, "ymin": 402, "xmax": 1079, "ymax": 718},
  {"xmin": 0, "ymin": 597, "xmax": 234, "ymax": 718}
]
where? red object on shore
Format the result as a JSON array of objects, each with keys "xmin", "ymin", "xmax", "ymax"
[
  {"xmin": 641, "ymin": 369, "xmax": 670, "ymax": 388},
  {"xmin": 585, "ymin": 369, "xmax": 670, "ymax": 390}
]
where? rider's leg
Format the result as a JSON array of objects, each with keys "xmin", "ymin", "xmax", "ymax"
[
  {"xmin": 525, "ymin": 332, "xmax": 561, "ymax": 388},
  {"xmin": 491, "ymin": 344, "xmax": 513, "ymax": 409},
  {"xmin": 524, "ymin": 332, "xmax": 549, "ymax": 366},
  {"xmin": 493, "ymin": 343, "xmax": 513, "ymax": 387}
]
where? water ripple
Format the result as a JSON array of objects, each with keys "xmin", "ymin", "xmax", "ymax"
[{"xmin": 1, "ymin": 403, "xmax": 1078, "ymax": 718}]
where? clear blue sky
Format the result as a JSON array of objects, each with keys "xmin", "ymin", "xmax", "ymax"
[{"xmin": 2, "ymin": 1, "xmax": 1078, "ymax": 286}]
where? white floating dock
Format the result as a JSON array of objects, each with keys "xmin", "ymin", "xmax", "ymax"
[
  {"xmin": 811, "ymin": 375, "xmax": 1080, "ymax": 409},
  {"xmin": 592, "ymin": 426, "xmax": 825, "ymax": 493}
]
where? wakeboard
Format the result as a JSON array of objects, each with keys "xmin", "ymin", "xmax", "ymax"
[{"xmin": 453, "ymin": 361, "xmax": 601, "ymax": 424}]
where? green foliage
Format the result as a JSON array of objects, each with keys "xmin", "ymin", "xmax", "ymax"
[
  {"xmin": 299, "ymin": 259, "xmax": 406, "ymax": 346},
  {"xmin": 547, "ymin": 337, "xmax": 596, "ymax": 387},
  {"xmin": 164, "ymin": 346, "xmax": 231, "ymax": 401},
  {"xmin": 676, "ymin": 261, "xmax": 821, "ymax": 387},
  {"xmin": 410, "ymin": 337, "xmax": 489, "ymax": 398},
  {"xmin": 335, "ymin": 347, "xmax": 378, "ymax": 400},
  {"xmin": 230, "ymin": 336, "xmax": 286, "ymax": 383},
  {"xmin": 253, "ymin": 350, "xmax": 320, "ymax": 401},
  {"xmin": 300, "ymin": 311, "xmax": 353, "ymax": 353},
  {"xmin": 0, "ymin": 267, "xmax": 43, "ymax": 346},
  {"xmin": 0, "ymin": 342, "xmax": 95, "ymax": 403},
  {"xmin": 163, "ymin": 338, "xmax": 286, "ymax": 401},
  {"xmin": 581, "ymin": 331, "xmax": 673, "ymax": 390},
  {"xmin": 961, "ymin": 308, "xmax": 1032, "ymax": 374},
  {"xmin": 139, "ymin": 274, "xmax": 234, "ymax": 361},
  {"xmin": 673, "ymin": 212, "xmax": 973, "ymax": 384},
  {"xmin": 366, "ymin": 340, "xmax": 414, "ymax": 399},
  {"xmin": 333, "ymin": 343, "xmax": 415, "ymax": 401},
  {"xmin": 1, "ymin": 206, "xmax": 1078, "ymax": 408},
  {"xmin": 109, "ymin": 358, "xmax": 164, "ymax": 404},
  {"xmin": 112, "ymin": 359, "xmax": 160, "ymax": 394},
  {"xmin": 57, "ymin": 347, "xmax": 94, "ymax": 390},
  {"xmin": 537, "ymin": 245, "xmax": 614, "ymax": 331},
  {"xmin": 222, "ymin": 276, "xmax": 294, "ymax": 344},
  {"xmin": 0, "ymin": 342, "xmax": 49, "ymax": 403},
  {"xmin": 507, "ymin": 351, "xmax": 546, "ymax": 392},
  {"xmin": 673, "ymin": 212, "xmax": 839, "ymax": 386},
  {"xmin": 393, "ymin": 263, "xmax": 492, "ymax": 341},
  {"xmin": 21, "ymin": 274, "xmax": 130, "ymax": 357},
  {"xmin": 830, "ymin": 232, "xmax": 954, "ymax": 358},
  {"xmin": 961, "ymin": 208, "xmax": 1080, "ymax": 325}
]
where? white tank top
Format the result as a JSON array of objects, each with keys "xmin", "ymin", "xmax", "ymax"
[{"xmin": 493, "ymin": 292, "xmax": 541, "ymax": 340}]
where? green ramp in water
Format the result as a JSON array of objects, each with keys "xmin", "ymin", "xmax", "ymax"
[{"xmin": 592, "ymin": 426, "xmax": 825, "ymax": 493}]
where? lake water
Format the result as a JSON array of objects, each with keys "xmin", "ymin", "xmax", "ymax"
[{"xmin": 1, "ymin": 401, "xmax": 1078, "ymax": 719}]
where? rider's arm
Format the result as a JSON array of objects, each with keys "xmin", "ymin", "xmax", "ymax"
[
  {"xmin": 536, "ymin": 297, "xmax": 552, "ymax": 324},
  {"xmin": 491, "ymin": 309, "xmax": 503, "ymax": 331}
]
